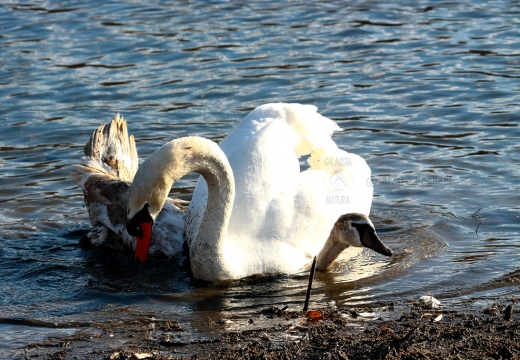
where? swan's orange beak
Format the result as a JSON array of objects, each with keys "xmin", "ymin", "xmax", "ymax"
[{"xmin": 135, "ymin": 221, "xmax": 153, "ymax": 263}]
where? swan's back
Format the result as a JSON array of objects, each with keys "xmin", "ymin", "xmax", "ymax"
[{"xmin": 188, "ymin": 103, "xmax": 373, "ymax": 278}]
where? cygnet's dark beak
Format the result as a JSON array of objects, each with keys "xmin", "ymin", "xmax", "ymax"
[{"xmin": 361, "ymin": 228, "xmax": 393, "ymax": 257}]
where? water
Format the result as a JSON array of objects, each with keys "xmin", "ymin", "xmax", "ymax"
[{"xmin": 1, "ymin": 0, "xmax": 519, "ymax": 356}]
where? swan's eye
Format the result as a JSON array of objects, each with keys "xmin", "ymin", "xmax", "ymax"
[{"xmin": 351, "ymin": 222, "xmax": 371, "ymax": 238}]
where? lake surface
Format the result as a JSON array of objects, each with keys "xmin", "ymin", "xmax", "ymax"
[{"xmin": 1, "ymin": 0, "xmax": 519, "ymax": 357}]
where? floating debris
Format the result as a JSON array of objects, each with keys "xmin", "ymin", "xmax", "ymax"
[
  {"xmin": 421, "ymin": 312, "xmax": 443, "ymax": 322},
  {"xmin": 305, "ymin": 310, "xmax": 324, "ymax": 320},
  {"xmin": 131, "ymin": 353, "xmax": 153, "ymax": 360},
  {"xmin": 419, "ymin": 294, "xmax": 441, "ymax": 309},
  {"xmin": 433, "ymin": 312, "xmax": 443, "ymax": 322}
]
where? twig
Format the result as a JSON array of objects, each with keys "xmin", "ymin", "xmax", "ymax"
[
  {"xmin": 472, "ymin": 207, "xmax": 482, "ymax": 237},
  {"xmin": 475, "ymin": 222, "xmax": 481, "ymax": 236},
  {"xmin": 303, "ymin": 256, "xmax": 317, "ymax": 313}
]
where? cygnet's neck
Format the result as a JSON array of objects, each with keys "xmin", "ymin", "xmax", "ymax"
[{"xmin": 315, "ymin": 226, "xmax": 349, "ymax": 271}]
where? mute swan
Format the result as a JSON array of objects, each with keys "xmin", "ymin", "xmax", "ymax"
[
  {"xmin": 126, "ymin": 103, "xmax": 392, "ymax": 281},
  {"xmin": 70, "ymin": 114, "xmax": 186, "ymax": 256}
]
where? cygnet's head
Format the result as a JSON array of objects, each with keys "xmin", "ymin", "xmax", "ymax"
[{"xmin": 333, "ymin": 213, "xmax": 393, "ymax": 256}]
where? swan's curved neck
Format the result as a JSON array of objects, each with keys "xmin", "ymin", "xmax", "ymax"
[
  {"xmin": 130, "ymin": 137, "xmax": 235, "ymax": 280},
  {"xmin": 188, "ymin": 147, "xmax": 235, "ymax": 279}
]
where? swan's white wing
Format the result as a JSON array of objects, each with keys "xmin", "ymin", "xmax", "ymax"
[{"xmin": 225, "ymin": 117, "xmax": 372, "ymax": 275}]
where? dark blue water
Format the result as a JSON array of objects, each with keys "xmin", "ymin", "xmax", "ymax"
[{"xmin": 1, "ymin": 0, "xmax": 519, "ymax": 357}]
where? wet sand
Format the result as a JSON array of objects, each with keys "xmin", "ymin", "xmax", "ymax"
[{"xmin": 22, "ymin": 297, "xmax": 518, "ymax": 359}]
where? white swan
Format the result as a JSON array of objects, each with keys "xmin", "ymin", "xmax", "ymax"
[
  {"xmin": 70, "ymin": 114, "xmax": 186, "ymax": 257},
  {"xmin": 126, "ymin": 103, "xmax": 392, "ymax": 281}
]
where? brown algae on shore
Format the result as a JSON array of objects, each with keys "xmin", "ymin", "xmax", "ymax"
[{"xmin": 20, "ymin": 297, "xmax": 519, "ymax": 359}]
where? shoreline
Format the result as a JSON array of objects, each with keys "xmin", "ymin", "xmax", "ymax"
[{"xmin": 19, "ymin": 297, "xmax": 518, "ymax": 359}]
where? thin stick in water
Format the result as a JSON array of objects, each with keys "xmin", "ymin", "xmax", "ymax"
[{"xmin": 303, "ymin": 256, "xmax": 317, "ymax": 313}]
